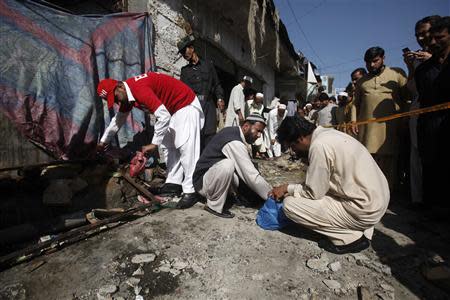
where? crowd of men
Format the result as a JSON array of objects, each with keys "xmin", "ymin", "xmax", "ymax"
[{"xmin": 96, "ymin": 15, "xmax": 449, "ymax": 254}]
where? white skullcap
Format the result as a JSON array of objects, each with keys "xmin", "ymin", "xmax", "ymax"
[
  {"xmin": 256, "ymin": 92, "xmax": 264, "ymax": 98},
  {"xmin": 338, "ymin": 91, "xmax": 348, "ymax": 97},
  {"xmin": 305, "ymin": 103, "xmax": 313, "ymax": 108},
  {"xmin": 277, "ymin": 104, "xmax": 287, "ymax": 110}
]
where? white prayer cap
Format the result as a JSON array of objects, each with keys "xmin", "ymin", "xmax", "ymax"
[
  {"xmin": 242, "ymin": 75, "xmax": 253, "ymax": 84},
  {"xmin": 245, "ymin": 114, "xmax": 266, "ymax": 125},
  {"xmin": 338, "ymin": 91, "xmax": 348, "ymax": 98},
  {"xmin": 256, "ymin": 92, "xmax": 264, "ymax": 98},
  {"xmin": 277, "ymin": 103, "xmax": 287, "ymax": 110},
  {"xmin": 305, "ymin": 103, "xmax": 313, "ymax": 108}
]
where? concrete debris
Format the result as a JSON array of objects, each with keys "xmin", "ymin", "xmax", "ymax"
[
  {"xmin": 351, "ymin": 253, "xmax": 369, "ymax": 262},
  {"xmin": 357, "ymin": 260, "xmax": 392, "ymax": 276},
  {"xmin": 134, "ymin": 285, "xmax": 142, "ymax": 295},
  {"xmin": 0, "ymin": 283, "xmax": 26, "ymax": 300},
  {"xmin": 171, "ymin": 258, "xmax": 188, "ymax": 270},
  {"xmin": 132, "ymin": 266, "xmax": 144, "ymax": 276},
  {"xmin": 376, "ymin": 291, "xmax": 395, "ymax": 300},
  {"xmin": 357, "ymin": 286, "xmax": 373, "ymax": 300},
  {"xmin": 328, "ymin": 261, "xmax": 341, "ymax": 272},
  {"xmin": 322, "ymin": 279, "xmax": 342, "ymax": 290},
  {"xmin": 169, "ymin": 268, "xmax": 181, "ymax": 276},
  {"xmin": 251, "ymin": 274, "xmax": 265, "ymax": 281},
  {"xmin": 98, "ymin": 284, "xmax": 118, "ymax": 295},
  {"xmin": 126, "ymin": 277, "xmax": 141, "ymax": 287},
  {"xmin": 306, "ymin": 253, "xmax": 329, "ymax": 272},
  {"xmin": 380, "ymin": 283, "xmax": 394, "ymax": 292},
  {"xmin": 131, "ymin": 253, "xmax": 156, "ymax": 264}
]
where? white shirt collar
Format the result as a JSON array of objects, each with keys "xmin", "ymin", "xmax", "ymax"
[{"xmin": 123, "ymin": 82, "xmax": 135, "ymax": 102}]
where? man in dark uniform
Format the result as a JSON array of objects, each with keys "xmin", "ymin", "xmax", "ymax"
[{"xmin": 178, "ymin": 35, "xmax": 225, "ymax": 150}]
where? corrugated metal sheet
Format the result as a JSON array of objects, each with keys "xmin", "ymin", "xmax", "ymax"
[{"xmin": 0, "ymin": 112, "xmax": 53, "ymax": 170}]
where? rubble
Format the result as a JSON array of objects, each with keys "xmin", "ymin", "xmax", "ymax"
[
  {"xmin": 306, "ymin": 252, "xmax": 329, "ymax": 272},
  {"xmin": 328, "ymin": 261, "xmax": 341, "ymax": 272},
  {"xmin": 98, "ymin": 284, "xmax": 118, "ymax": 295},
  {"xmin": 322, "ymin": 279, "xmax": 342, "ymax": 290},
  {"xmin": 131, "ymin": 253, "xmax": 156, "ymax": 264}
]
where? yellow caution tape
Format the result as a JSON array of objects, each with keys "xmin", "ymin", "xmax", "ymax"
[{"xmin": 327, "ymin": 101, "xmax": 450, "ymax": 129}]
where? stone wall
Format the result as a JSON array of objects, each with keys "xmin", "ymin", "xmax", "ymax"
[{"xmin": 127, "ymin": 0, "xmax": 304, "ymax": 105}]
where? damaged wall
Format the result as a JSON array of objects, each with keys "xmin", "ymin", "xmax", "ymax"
[{"xmin": 128, "ymin": 0, "xmax": 305, "ymax": 103}]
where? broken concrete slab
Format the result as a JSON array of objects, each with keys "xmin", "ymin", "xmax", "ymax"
[
  {"xmin": 131, "ymin": 253, "xmax": 156, "ymax": 264},
  {"xmin": 323, "ymin": 279, "xmax": 341, "ymax": 290},
  {"xmin": 328, "ymin": 261, "xmax": 341, "ymax": 272},
  {"xmin": 98, "ymin": 284, "xmax": 118, "ymax": 295},
  {"xmin": 306, "ymin": 252, "xmax": 329, "ymax": 272}
]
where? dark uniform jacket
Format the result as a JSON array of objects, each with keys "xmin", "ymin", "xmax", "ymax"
[{"xmin": 180, "ymin": 59, "xmax": 224, "ymax": 135}]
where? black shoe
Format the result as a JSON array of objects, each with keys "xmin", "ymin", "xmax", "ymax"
[
  {"xmin": 327, "ymin": 236, "xmax": 370, "ymax": 255},
  {"xmin": 204, "ymin": 206, "xmax": 235, "ymax": 218},
  {"xmin": 176, "ymin": 193, "xmax": 199, "ymax": 209},
  {"xmin": 156, "ymin": 183, "xmax": 182, "ymax": 197}
]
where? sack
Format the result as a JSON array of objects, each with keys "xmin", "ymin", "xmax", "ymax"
[{"xmin": 256, "ymin": 197, "xmax": 291, "ymax": 230}]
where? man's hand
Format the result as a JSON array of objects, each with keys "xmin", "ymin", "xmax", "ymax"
[
  {"xmin": 271, "ymin": 139, "xmax": 276, "ymax": 145},
  {"xmin": 142, "ymin": 144, "xmax": 158, "ymax": 155},
  {"xmin": 96, "ymin": 142, "xmax": 108, "ymax": 153},
  {"xmin": 403, "ymin": 51, "xmax": 416, "ymax": 69},
  {"xmin": 217, "ymin": 99, "xmax": 225, "ymax": 111},
  {"xmin": 269, "ymin": 184, "xmax": 289, "ymax": 201},
  {"xmin": 237, "ymin": 110, "xmax": 244, "ymax": 125},
  {"xmin": 351, "ymin": 122, "xmax": 359, "ymax": 136},
  {"xmin": 415, "ymin": 50, "xmax": 432, "ymax": 61}
]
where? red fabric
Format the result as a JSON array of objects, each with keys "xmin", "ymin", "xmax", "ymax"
[
  {"xmin": 124, "ymin": 72, "xmax": 195, "ymax": 114},
  {"xmin": 129, "ymin": 151, "xmax": 147, "ymax": 177}
]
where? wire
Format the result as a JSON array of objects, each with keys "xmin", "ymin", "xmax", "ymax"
[
  {"xmin": 298, "ymin": 0, "xmax": 326, "ymax": 19},
  {"xmin": 286, "ymin": 0, "xmax": 325, "ymax": 66}
]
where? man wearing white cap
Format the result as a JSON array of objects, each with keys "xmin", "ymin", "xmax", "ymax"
[
  {"xmin": 193, "ymin": 114, "xmax": 272, "ymax": 218},
  {"xmin": 245, "ymin": 92, "xmax": 264, "ymax": 117},
  {"xmin": 267, "ymin": 103, "xmax": 288, "ymax": 158},
  {"xmin": 225, "ymin": 75, "xmax": 253, "ymax": 127},
  {"xmin": 245, "ymin": 92, "xmax": 267, "ymax": 156},
  {"xmin": 336, "ymin": 91, "xmax": 355, "ymax": 134}
]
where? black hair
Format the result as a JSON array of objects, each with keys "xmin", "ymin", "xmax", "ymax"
[
  {"xmin": 318, "ymin": 92, "xmax": 329, "ymax": 101},
  {"xmin": 329, "ymin": 96, "xmax": 337, "ymax": 102},
  {"xmin": 279, "ymin": 95, "xmax": 289, "ymax": 105},
  {"xmin": 277, "ymin": 115, "xmax": 316, "ymax": 145},
  {"xmin": 364, "ymin": 47, "xmax": 385, "ymax": 62},
  {"xmin": 351, "ymin": 67, "xmax": 367, "ymax": 77},
  {"xmin": 415, "ymin": 15, "xmax": 441, "ymax": 31},
  {"xmin": 430, "ymin": 16, "xmax": 450, "ymax": 33},
  {"xmin": 243, "ymin": 87, "xmax": 256, "ymax": 98}
]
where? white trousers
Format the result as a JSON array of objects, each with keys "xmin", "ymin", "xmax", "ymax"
[
  {"xmin": 162, "ymin": 98, "xmax": 203, "ymax": 193},
  {"xmin": 283, "ymin": 195, "xmax": 376, "ymax": 246},
  {"xmin": 198, "ymin": 159, "xmax": 239, "ymax": 213},
  {"xmin": 268, "ymin": 141, "xmax": 281, "ymax": 158}
]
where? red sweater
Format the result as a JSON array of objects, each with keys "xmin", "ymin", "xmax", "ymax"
[{"xmin": 123, "ymin": 72, "xmax": 196, "ymax": 114}]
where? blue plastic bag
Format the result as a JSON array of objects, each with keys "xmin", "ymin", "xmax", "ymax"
[{"xmin": 256, "ymin": 197, "xmax": 291, "ymax": 230}]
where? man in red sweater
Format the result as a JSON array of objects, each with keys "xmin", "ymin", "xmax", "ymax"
[{"xmin": 97, "ymin": 72, "xmax": 204, "ymax": 208}]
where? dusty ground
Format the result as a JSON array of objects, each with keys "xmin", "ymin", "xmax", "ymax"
[{"xmin": 0, "ymin": 156, "xmax": 449, "ymax": 299}]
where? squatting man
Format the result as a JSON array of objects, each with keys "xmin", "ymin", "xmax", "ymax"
[
  {"xmin": 193, "ymin": 114, "xmax": 272, "ymax": 218},
  {"xmin": 270, "ymin": 116, "xmax": 390, "ymax": 254}
]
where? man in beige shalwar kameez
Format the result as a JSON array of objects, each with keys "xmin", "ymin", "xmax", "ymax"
[
  {"xmin": 271, "ymin": 116, "xmax": 390, "ymax": 254},
  {"xmin": 351, "ymin": 47, "xmax": 410, "ymax": 190}
]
